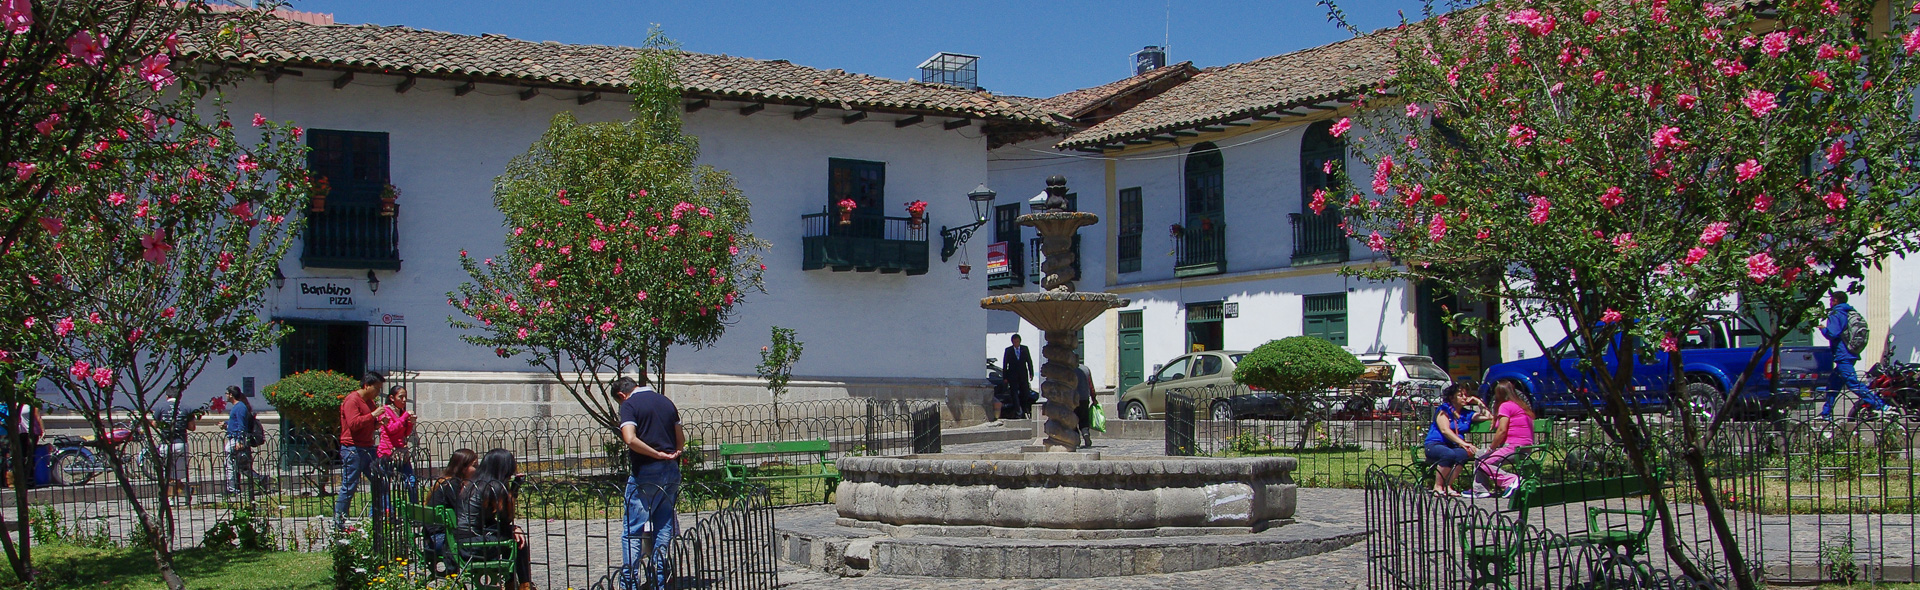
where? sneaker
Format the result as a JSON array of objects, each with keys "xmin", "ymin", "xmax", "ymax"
[
  {"xmin": 1502, "ymin": 480, "xmax": 1524, "ymax": 498},
  {"xmin": 1466, "ymin": 490, "xmax": 1494, "ymax": 499}
]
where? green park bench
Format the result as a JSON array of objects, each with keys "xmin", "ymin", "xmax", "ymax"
[
  {"xmin": 397, "ymin": 502, "xmax": 520, "ymax": 588},
  {"xmin": 718, "ymin": 439, "xmax": 840, "ymax": 503},
  {"xmin": 1459, "ymin": 462, "xmax": 1662, "ymax": 590}
]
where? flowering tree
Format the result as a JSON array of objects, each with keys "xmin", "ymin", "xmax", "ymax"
[
  {"xmin": 0, "ymin": 2, "xmax": 299, "ymax": 586},
  {"xmin": 450, "ymin": 32, "xmax": 765, "ymax": 430},
  {"xmin": 1324, "ymin": 1, "xmax": 1920, "ymax": 586}
]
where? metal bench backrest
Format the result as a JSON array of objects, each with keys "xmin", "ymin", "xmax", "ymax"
[{"xmin": 719, "ymin": 439, "xmax": 832, "ymax": 457}]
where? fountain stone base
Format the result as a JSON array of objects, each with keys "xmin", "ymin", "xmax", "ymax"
[{"xmin": 834, "ymin": 453, "xmax": 1297, "ymax": 540}]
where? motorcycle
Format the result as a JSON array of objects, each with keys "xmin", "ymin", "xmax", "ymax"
[
  {"xmin": 46, "ymin": 422, "xmax": 139, "ymax": 486},
  {"xmin": 1863, "ymin": 359, "xmax": 1920, "ymax": 421}
]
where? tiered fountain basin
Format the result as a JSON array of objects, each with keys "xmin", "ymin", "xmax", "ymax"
[{"xmin": 835, "ymin": 453, "xmax": 1297, "ymax": 539}]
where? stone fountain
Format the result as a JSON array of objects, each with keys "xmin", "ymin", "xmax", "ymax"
[
  {"xmin": 805, "ymin": 177, "xmax": 1336, "ymax": 579},
  {"xmin": 980, "ymin": 175, "xmax": 1127, "ymax": 451}
]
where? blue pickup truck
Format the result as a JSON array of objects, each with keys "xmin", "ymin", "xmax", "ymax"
[{"xmin": 1481, "ymin": 314, "xmax": 1821, "ymax": 419}]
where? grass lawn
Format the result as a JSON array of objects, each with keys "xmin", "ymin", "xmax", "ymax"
[{"xmin": 0, "ymin": 544, "xmax": 330, "ymax": 589}]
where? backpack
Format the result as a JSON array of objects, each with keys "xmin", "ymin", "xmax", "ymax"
[
  {"xmin": 1844, "ymin": 307, "xmax": 1871, "ymax": 355},
  {"xmin": 246, "ymin": 412, "xmax": 267, "ymax": 448}
]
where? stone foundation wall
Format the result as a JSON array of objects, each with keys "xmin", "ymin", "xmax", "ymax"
[{"xmin": 402, "ymin": 371, "xmax": 995, "ymax": 424}]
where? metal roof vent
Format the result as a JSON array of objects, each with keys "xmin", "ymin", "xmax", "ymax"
[{"xmin": 918, "ymin": 52, "xmax": 979, "ymax": 90}]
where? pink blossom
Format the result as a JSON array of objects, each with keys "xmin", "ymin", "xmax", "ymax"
[
  {"xmin": 106, "ymin": 192, "xmax": 126, "ymax": 206},
  {"xmin": 1683, "ymin": 247, "xmax": 1709, "ymax": 266},
  {"xmin": 66, "ymin": 31, "xmax": 103, "ymax": 65},
  {"xmin": 1432, "ymin": 193, "xmax": 1449, "ymax": 206},
  {"xmin": 139, "ymin": 230, "xmax": 171, "ymax": 265},
  {"xmin": 600, "ymin": 321, "xmax": 615, "ymax": 334},
  {"xmin": 1761, "ymin": 31, "xmax": 1790, "ymax": 58},
  {"xmin": 1734, "ymin": 159, "xmax": 1762, "ymax": 183},
  {"xmin": 216, "ymin": 251, "xmax": 234, "ymax": 272},
  {"xmin": 1505, "ymin": 8, "xmax": 1555, "ymax": 36},
  {"xmin": 1675, "ymin": 94, "xmax": 1698, "ymax": 110},
  {"xmin": 1508, "ymin": 124, "xmax": 1537, "ymax": 146},
  {"xmin": 1746, "ymin": 252, "xmax": 1780, "ymax": 282},
  {"xmin": 1598, "ymin": 187, "xmax": 1625, "ymax": 209},
  {"xmin": 1329, "ymin": 117, "xmax": 1352, "ymax": 138},
  {"xmin": 1367, "ymin": 232, "xmax": 1387, "ymax": 252},
  {"xmin": 1404, "ymin": 104, "xmax": 1422, "ymax": 118},
  {"xmin": 528, "ymin": 263, "xmax": 544, "ymax": 278},
  {"xmin": 1905, "ymin": 27, "xmax": 1920, "ymax": 55},
  {"xmin": 90, "ymin": 367, "xmax": 111, "ymax": 388},
  {"xmin": 2, "ymin": 0, "xmax": 32, "ymax": 34},
  {"xmin": 1826, "ymin": 140, "xmax": 1847, "ymax": 167},
  {"xmin": 516, "ymin": 327, "xmax": 529, "ymax": 339},
  {"xmin": 1751, "ymin": 193, "xmax": 1773, "ymax": 212},
  {"xmin": 1405, "ymin": 135, "xmax": 1419, "ymax": 150},
  {"xmin": 1601, "ymin": 309, "xmax": 1623, "ymax": 324},
  {"xmin": 38, "ymin": 216, "xmax": 61, "ymax": 236},
  {"xmin": 34, "ymin": 113, "xmax": 59, "ymax": 135},
  {"xmin": 545, "ymin": 279, "xmax": 557, "ymax": 288},
  {"xmin": 1582, "ymin": 9, "xmax": 1600, "ymax": 24},
  {"xmin": 252, "ymin": 113, "xmax": 267, "ymax": 127},
  {"xmin": 1427, "ymin": 214, "xmax": 1447, "ymax": 242},
  {"xmin": 1660, "ymin": 334, "xmax": 1679, "ymax": 352},
  {"xmin": 229, "ymin": 201, "xmax": 254, "ymax": 224},
  {"xmin": 1476, "ymin": 228, "xmax": 1491, "ymax": 240},
  {"xmin": 1807, "ymin": 71, "xmax": 1833, "ymax": 92},
  {"xmin": 1610, "ymin": 233, "xmax": 1636, "ymax": 250},
  {"xmin": 235, "ymin": 154, "xmax": 259, "ymax": 173},
  {"xmin": 589, "ymin": 238, "xmax": 606, "ymax": 252},
  {"xmin": 1652, "ymin": 126, "xmax": 1686, "ymax": 151},
  {"xmin": 1714, "ymin": 59, "xmax": 1747, "ymax": 77},
  {"xmin": 1309, "ymin": 189, "xmax": 1328, "ymax": 215},
  {"xmin": 54, "ymin": 317, "xmax": 73, "ymax": 336},
  {"xmin": 1527, "ymin": 196, "xmax": 1551, "ymax": 225},
  {"xmin": 1371, "ymin": 157, "xmax": 1394, "ymax": 195},
  {"xmin": 139, "ymin": 54, "xmax": 176, "ymax": 91},
  {"xmin": 127, "ymin": 329, "xmax": 143, "ymax": 343},
  {"xmin": 160, "ymin": 307, "xmax": 175, "ymax": 319},
  {"xmin": 88, "ymin": 312, "xmax": 100, "ymax": 324},
  {"xmin": 1822, "ymin": 190, "xmax": 1848, "ymax": 210},
  {"xmin": 68, "ymin": 360, "xmax": 89, "ymax": 381},
  {"xmin": 1818, "ymin": 44, "xmax": 1841, "ymax": 60},
  {"xmin": 1846, "ymin": 45, "xmax": 1863, "ymax": 62},
  {"xmin": 1742, "ymin": 90, "xmax": 1777, "ymax": 118},
  {"xmin": 10, "ymin": 161, "xmax": 36, "ymax": 180},
  {"xmin": 1699, "ymin": 221, "xmax": 1731, "ymax": 245},
  {"xmin": 20, "ymin": 317, "xmax": 31, "ymax": 329},
  {"xmin": 635, "ymin": 291, "xmax": 648, "ymax": 302}
]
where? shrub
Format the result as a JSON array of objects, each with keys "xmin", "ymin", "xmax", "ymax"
[
  {"xmin": 1232, "ymin": 337, "xmax": 1365, "ymax": 393},
  {"xmin": 264, "ymin": 370, "xmax": 360, "ymax": 433}
]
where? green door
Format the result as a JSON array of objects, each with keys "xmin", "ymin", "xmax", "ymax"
[{"xmin": 1118, "ymin": 311, "xmax": 1145, "ymax": 393}]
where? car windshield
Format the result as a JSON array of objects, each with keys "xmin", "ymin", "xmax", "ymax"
[{"xmin": 1400, "ymin": 359, "xmax": 1451, "ymax": 381}]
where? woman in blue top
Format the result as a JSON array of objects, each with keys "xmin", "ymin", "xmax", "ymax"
[
  {"xmin": 223, "ymin": 386, "xmax": 272, "ymax": 495},
  {"xmin": 1425, "ymin": 383, "xmax": 1488, "ymax": 497}
]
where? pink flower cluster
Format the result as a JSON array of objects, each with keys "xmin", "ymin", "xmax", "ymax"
[
  {"xmin": 1746, "ymin": 252, "xmax": 1780, "ymax": 282},
  {"xmin": 1505, "ymin": 9, "xmax": 1556, "ymax": 36},
  {"xmin": 1742, "ymin": 90, "xmax": 1778, "ymax": 118},
  {"xmin": 2, "ymin": 0, "xmax": 30, "ymax": 34},
  {"xmin": 1527, "ymin": 196, "xmax": 1551, "ymax": 225},
  {"xmin": 1371, "ymin": 157, "xmax": 1394, "ymax": 195},
  {"xmin": 1734, "ymin": 159, "xmax": 1762, "ymax": 183},
  {"xmin": 1598, "ymin": 187, "xmax": 1624, "ymax": 209}
]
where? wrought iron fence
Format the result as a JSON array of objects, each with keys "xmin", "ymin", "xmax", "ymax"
[{"xmin": 14, "ymin": 398, "xmax": 941, "ymax": 588}]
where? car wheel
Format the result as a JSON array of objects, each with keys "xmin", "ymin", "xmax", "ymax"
[
  {"xmin": 1210, "ymin": 401, "xmax": 1235, "ymax": 422},
  {"xmin": 1122, "ymin": 401, "xmax": 1148, "ymax": 421},
  {"xmin": 1672, "ymin": 381, "xmax": 1726, "ymax": 423}
]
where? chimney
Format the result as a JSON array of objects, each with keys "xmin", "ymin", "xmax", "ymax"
[{"xmin": 1132, "ymin": 46, "xmax": 1167, "ymax": 76}]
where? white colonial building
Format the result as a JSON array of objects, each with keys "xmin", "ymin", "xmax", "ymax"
[{"xmin": 180, "ymin": 14, "xmax": 1062, "ymax": 421}]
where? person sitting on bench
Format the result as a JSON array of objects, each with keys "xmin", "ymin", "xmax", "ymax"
[
  {"xmin": 1471, "ymin": 382, "xmax": 1533, "ymax": 498},
  {"xmin": 1425, "ymin": 383, "xmax": 1488, "ymax": 497},
  {"xmin": 456, "ymin": 449, "xmax": 532, "ymax": 590}
]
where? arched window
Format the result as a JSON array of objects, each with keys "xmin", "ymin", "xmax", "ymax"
[
  {"xmin": 1178, "ymin": 142, "xmax": 1226, "ymax": 274},
  {"xmin": 1294, "ymin": 121, "xmax": 1349, "ymax": 265}
]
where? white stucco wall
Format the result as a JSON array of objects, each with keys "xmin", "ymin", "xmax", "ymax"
[{"xmin": 197, "ymin": 72, "xmax": 996, "ymax": 418}]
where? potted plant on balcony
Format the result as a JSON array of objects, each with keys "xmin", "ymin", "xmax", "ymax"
[
  {"xmin": 309, "ymin": 175, "xmax": 330, "ymax": 213},
  {"xmin": 837, "ymin": 198, "xmax": 857, "ymax": 226},
  {"xmin": 905, "ymin": 200, "xmax": 928, "ymax": 229},
  {"xmin": 380, "ymin": 183, "xmax": 401, "ymax": 217}
]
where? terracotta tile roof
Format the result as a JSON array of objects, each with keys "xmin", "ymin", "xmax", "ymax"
[
  {"xmin": 197, "ymin": 17, "xmax": 1063, "ymax": 128},
  {"xmin": 1058, "ymin": 31, "xmax": 1396, "ymax": 148},
  {"xmin": 1029, "ymin": 62, "xmax": 1198, "ymax": 120}
]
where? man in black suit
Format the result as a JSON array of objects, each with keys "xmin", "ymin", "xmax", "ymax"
[{"xmin": 1002, "ymin": 334, "xmax": 1036, "ymax": 419}]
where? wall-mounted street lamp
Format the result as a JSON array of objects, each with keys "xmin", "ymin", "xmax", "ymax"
[
  {"xmin": 272, "ymin": 267, "xmax": 286, "ymax": 290},
  {"xmin": 365, "ymin": 269, "xmax": 380, "ymax": 294},
  {"xmin": 939, "ymin": 184, "xmax": 996, "ymax": 262}
]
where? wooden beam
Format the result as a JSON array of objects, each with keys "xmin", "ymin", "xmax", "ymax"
[
  {"xmin": 1148, "ymin": 135, "xmax": 1177, "ymax": 142},
  {"xmin": 577, "ymin": 92, "xmax": 601, "ymax": 105},
  {"xmin": 1305, "ymin": 103, "xmax": 1339, "ymax": 111},
  {"xmin": 1170, "ymin": 130, "xmax": 1199, "ymax": 137},
  {"xmin": 1197, "ymin": 125, "xmax": 1225, "ymax": 132},
  {"xmin": 792, "ymin": 105, "xmax": 819, "ymax": 120},
  {"xmin": 519, "ymin": 87, "xmax": 540, "ymax": 101},
  {"xmin": 1124, "ymin": 138, "xmax": 1154, "ymax": 145},
  {"xmin": 842, "ymin": 111, "xmax": 867, "ymax": 124},
  {"xmin": 684, "ymin": 99, "xmax": 709, "ymax": 112},
  {"xmin": 1071, "ymin": 146, "xmax": 1106, "ymax": 153},
  {"xmin": 263, "ymin": 68, "xmax": 290, "ymax": 83},
  {"xmin": 394, "ymin": 76, "xmax": 416, "ymax": 94},
  {"xmin": 943, "ymin": 118, "xmax": 971, "ymax": 130},
  {"xmin": 893, "ymin": 114, "xmax": 924, "ymax": 128},
  {"xmin": 1253, "ymin": 114, "xmax": 1285, "ymax": 121},
  {"xmin": 331, "ymin": 72, "xmax": 354, "ymax": 89},
  {"xmin": 1223, "ymin": 121, "xmax": 1252, "ymax": 127},
  {"xmin": 738, "ymin": 102, "xmax": 764, "ymax": 116},
  {"xmin": 454, "ymin": 80, "xmax": 475, "ymax": 96}
]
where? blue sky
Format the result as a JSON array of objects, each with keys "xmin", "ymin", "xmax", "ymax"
[{"xmin": 285, "ymin": 0, "xmax": 1431, "ymax": 99}]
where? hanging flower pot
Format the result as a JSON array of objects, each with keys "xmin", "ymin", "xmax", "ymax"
[
  {"xmin": 905, "ymin": 200, "xmax": 928, "ymax": 230},
  {"xmin": 837, "ymin": 198, "xmax": 857, "ymax": 226},
  {"xmin": 380, "ymin": 184, "xmax": 401, "ymax": 217},
  {"xmin": 958, "ymin": 263, "xmax": 972, "ymax": 278},
  {"xmin": 309, "ymin": 175, "xmax": 331, "ymax": 214}
]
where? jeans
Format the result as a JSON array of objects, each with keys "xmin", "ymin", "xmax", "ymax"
[
  {"xmin": 1424, "ymin": 442, "xmax": 1470, "ymax": 468},
  {"xmin": 376, "ymin": 454, "xmax": 419, "ymax": 511},
  {"xmin": 622, "ymin": 462, "xmax": 681, "ymax": 590},
  {"xmin": 1822, "ymin": 360, "xmax": 1886, "ymax": 416},
  {"xmin": 335, "ymin": 445, "xmax": 387, "ymax": 529},
  {"xmin": 225, "ymin": 440, "xmax": 269, "ymax": 493}
]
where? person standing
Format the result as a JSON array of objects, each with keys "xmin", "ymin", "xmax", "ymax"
[
  {"xmin": 615, "ymin": 377, "xmax": 683, "ymax": 590},
  {"xmin": 154, "ymin": 386, "xmax": 198, "ymax": 502},
  {"xmin": 1075, "ymin": 364, "xmax": 1095, "ymax": 449},
  {"xmin": 335, "ymin": 372, "xmax": 388, "ymax": 531},
  {"xmin": 223, "ymin": 386, "xmax": 271, "ymax": 496},
  {"xmin": 1819, "ymin": 291, "xmax": 1887, "ymax": 419},
  {"xmin": 374, "ymin": 385, "xmax": 419, "ymax": 506},
  {"xmin": 1002, "ymin": 335, "xmax": 1035, "ymax": 419}
]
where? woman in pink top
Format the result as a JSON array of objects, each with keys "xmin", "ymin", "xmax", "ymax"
[
  {"xmin": 1472, "ymin": 382, "xmax": 1535, "ymax": 498},
  {"xmin": 375, "ymin": 385, "xmax": 420, "ymax": 505}
]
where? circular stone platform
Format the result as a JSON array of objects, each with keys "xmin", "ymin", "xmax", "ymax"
[{"xmin": 835, "ymin": 454, "xmax": 1297, "ymax": 539}]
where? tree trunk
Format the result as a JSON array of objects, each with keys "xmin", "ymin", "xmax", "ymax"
[
  {"xmin": 9, "ymin": 424, "xmax": 29, "ymax": 583},
  {"xmin": 103, "ymin": 440, "xmax": 184, "ymax": 590},
  {"xmin": 1599, "ymin": 386, "xmax": 1709, "ymax": 583}
]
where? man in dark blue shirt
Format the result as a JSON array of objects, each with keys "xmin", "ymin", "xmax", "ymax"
[
  {"xmin": 615, "ymin": 377, "xmax": 682, "ymax": 590},
  {"xmin": 223, "ymin": 386, "xmax": 271, "ymax": 495},
  {"xmin": 1819, "ymin": 291, "xmax": 1886, "ymax": 418}
]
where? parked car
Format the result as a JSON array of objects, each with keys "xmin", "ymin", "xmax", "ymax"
[
  {"xmin": 1480, "ymin": 312, "xmax": 1811, "ymax": 419},
  {"xmin": 1119, "ymin": 350, "xmax": 1254, "ymax": 421},
  {"xmin": 1341, "ymin": 353, "xmax": 1453, "ymax": 420}
]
